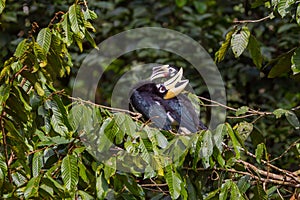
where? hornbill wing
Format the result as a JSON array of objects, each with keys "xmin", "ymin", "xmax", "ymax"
[
  {"xmin": 130, "ymin": 88, "xmax": 172, "ymax": 130},
  {"xmin": 164, "ymin": 94, "xmax": 206, "ymax": 133}
]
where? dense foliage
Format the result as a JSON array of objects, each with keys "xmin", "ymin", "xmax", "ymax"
[{"xmin": 0, "ymin": 0, "xmax": 299, "ymax": 199}]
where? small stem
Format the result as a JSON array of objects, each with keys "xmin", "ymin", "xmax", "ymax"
[{"xmin": 233, "ymin": 15, "xmax": 271, "ymax": 24}]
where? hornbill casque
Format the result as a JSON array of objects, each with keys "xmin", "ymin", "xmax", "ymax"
[{"xmin": 129, "ymin": 65, "xmax": 207, "ymax": 133}]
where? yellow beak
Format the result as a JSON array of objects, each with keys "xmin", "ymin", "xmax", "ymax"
[{"xmin": 163, "ymin": 68, "xmax": 189, "ymax": 99}]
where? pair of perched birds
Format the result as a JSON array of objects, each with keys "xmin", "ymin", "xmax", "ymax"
[{"xmin": 130, "ymin": 65, "xmax": 207, "ymax": 133}]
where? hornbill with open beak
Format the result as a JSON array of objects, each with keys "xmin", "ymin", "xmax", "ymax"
[{"xmin": 129, "ymin": 66, "xmax": 207, "ymax": 133}]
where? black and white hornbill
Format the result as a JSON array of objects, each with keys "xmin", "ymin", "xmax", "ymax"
[{"xmin": 129, "ymin": 66, "xmax": 207, "ymax": 133}]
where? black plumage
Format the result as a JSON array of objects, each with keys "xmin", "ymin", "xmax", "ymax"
[{"xmin": 129, "ymin": 81, "xmax": 207, "ymax": 133}]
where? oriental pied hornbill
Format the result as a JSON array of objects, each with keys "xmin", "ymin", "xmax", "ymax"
[{"xmin": 129, "ymin": 65, "xmax": 207, "ymax": 133}]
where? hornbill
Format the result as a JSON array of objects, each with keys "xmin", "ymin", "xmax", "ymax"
[{"xmin": 129, "ymin": 66, "xmax": 207, "ymax": 133}]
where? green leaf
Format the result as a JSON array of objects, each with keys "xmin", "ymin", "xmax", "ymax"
[
  {"xmin": 73, "ymin": 33, "xmax": 83, "ymax": 52},
  {"xmin": 32, "ymin": 151, "xmax": 43, "ymax": 177},
  {"xmin": 61, "ymin": 154, "xmax": 78, "ymax": 191},
  {"xmin": 268, "ymin": 50, "xmax": 294, "ymax": 78},
  {"xmin": 230, "ymin": 182, "xmax": 244, "ymax": 200},
  {"xmin": 165, "ymin": 165, "xmax": 182, "ymax": 199},
  {"xmin": 215, "ymin": 28, "xmax": 235, "ymax": 62},
  {"xmin": 43, "ymin": 175, "xmax": 65, "ymax": 196},
  {"xmin": 255, "ymin": 143, "xmax": 267, "ymax": 164},
  {"xmin": 235, "ymin": 106, "xmax": 249, "ymax": 116},
  {"xmin": 24, "ymin": 175, "xmax": 41, "ymax": 199},
  {"xmin": 226, "ymin": 123, "xmax": 241, "ymax": 159},
  {"xmin": 34, "ymin": 42, "xmax": 47, "ymax": 67},
  {"xmin": 78, "ymin": 190, "xmax": 94, "ymax": 200},
  {"xmin": 296, "ymin": 4, "xmax": 300, "ymax": 25},
  {"xmin": 175, "ymin": 0, "xmax": 187, "ymax": 8},
  {"xmin": 200, "ymin": 130, "xmax": 213, "ymax": 168},
  {"xmin": 253, "ymin": 184, "xmax": 267, "ymax": 200},
  {"xmin": 68, "ymin": 4, "xmax": 84, "ymax": 39},
  {"xmin": 248, "ymin": 35, "xmax": 263, "ymax": 69},
  {"xmin": 237, "ymin": 175, "xmax": 251, "ymax": 193},
  {"xmin": 37, "ymin": 27, "xmax": 52, "ymax": 54},
  {"xmin": 273, "ymin": 108, "xmax": 287, "ymax": 118},
  {"xmin": 234, "ymin": 121, "xmax": 253, "ymax": 144},
  {"xmin": 96, "ymin": 172, "xmax": 109, "ymax": 199},
  {"xmin": 193, "ymin": 1, "xmax": 207, "ymax": 14},
  {"xmin": 13, "ymin": 86, "xmax": 31, "ymax": 111},
  {"xmin": 0, "ymin": 84, "xmax": 10, "ymax": 113},
  {"xmin": 0, "ymin": 0, "xmax": 5, "ymax": 14},
  {"xmin": 291, "ymin": 47, "xmax": 300, "ymax": 75},
  {"xmin": 277, "ymin": 0, "xmax": 295, "ymax": 18},
  {"xmin": 62, "ymin": 13, "xmax": 73, "ymax": 46},
  {"xmin": 220, "ymin": 180, "xmax": 232, "ymax": 200},
  {"xmin": 204, "ymin": 188, "xmax": 220, "ymax": 200},
  {"xmin": 285, "ymin": 111, "xmax": 300, "ymax": 129},
  {"xmin": 14, "ymin": 39, "xmax": 28, "ymax": 58},
  {"xmin": 231, "ymin": 26, "xmax": 250, "ymax": 58},
  {"xmin": 85, "ymin": 29, "xmax": 98, "ymax": 49},
  {"xmin": 48, "ymin": 98, "xmax": 70, "ymax": 136},
  {"xmin": 78, "ymin": 161, "xmax": 89, "ymax": 184},
  {"xmin": 118, "ymin": 173, "xmax": 145, "ymax": 197}
]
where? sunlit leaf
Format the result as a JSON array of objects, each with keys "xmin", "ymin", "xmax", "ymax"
[
  {"xmin": 291, "ymin": 47, "xmax": 300, "ymax": 75},
  {"xmin": 200, "ymin": 131, "xmax": 213, "ymax": 168},
  {"xmin": 226, "ymin": 123, "xmax": 241, "ymax": 159},
  {"xmin": 78, "ymin": 190, "xmax": 94, "ymax": 200},
  {"xmin": 215, "ymin": 28, "xmax": 235, "ymax": 62},
  {"xmin": 231, "ymin": 26, "xmax": 250, "ymax": 58},
  {"xmin": 255, "ymin": 143, "xmax": 267, "ymax": 163},
  {"xmin": 37, "ymin": 27, "xmax": 52, "ymax": 54},
  {"xmin": 32, "ymin": 151, "xmax": 43, "ymax": 177},
  {"xmin": 0, "ymin": 84, "xmax": 10, "ymax": 113},
  {"xmin": 68, "ymin": 4, "xmax": 84, "ymax": 39},
  {"xmin": 234, "ymin": 121, "xmax": 253, "ymax": 144},
  {"xmin": 62, "ymin": 13, "xmax": 73, "ymax": 46},
  {"xmin": 230, "ymin": 182, "xmax": 245, "ymax": 200},
  {"xmin": 296, "ymin": 4, "xmax": 300, "ymax": 24},
  {"xmin": 165, "ymin": 165, "xmax": 182, "ymax": 199},
  {"xmin": 33, "ymin": 42, "xmax": 47, "ymax": 67},
  {"xmin": 273, "ymin": 108, "xmax": 287, "ymax": 118},
  {"xmin": 24, "ymin": 175, "xmax": 41, "ymax": 199},
  {"xmin": 61, "ymin": 154, "xmax": 78, "ymax": 191},
  {"xmin": 235, "ymin": 106, "xmax": 249, "ymax": 116},
  {"xmin": 220, "ymin": 180, "xmax": 232, "ymax": 200},
  {"xmin": 277, "ymin": 0, "xmax": 295, "ymax": 17},
  {"xmin": 96, "ymin": 172, "xmax": 109, "ymax": 199},
  {"xmin": 14, "ymin": 39, "xmax": 28, "ymax": 58},
  {"xmin": 0, "ymin": 0, "xmax": 5, "ymax": 14}
]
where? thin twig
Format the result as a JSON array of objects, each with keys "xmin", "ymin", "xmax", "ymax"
[
  {"xmin": 227, "ymin": 113, "xmax": 257, "ymax": 119},
  {"xmin": 270, "ymin": 138, "xmax": 300, "ymax": 163},
  {"xmin": 67, "ymin": 95, "xmax": 142, "ymax": 117},
  {"xmin": 233, "ymin": 15, "xmax": 271, "ymax": 24}
]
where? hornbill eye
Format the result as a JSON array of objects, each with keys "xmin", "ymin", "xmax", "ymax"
[{"xmin": 157, "ymin": 84, "xmax": 167, "ymax": 94}]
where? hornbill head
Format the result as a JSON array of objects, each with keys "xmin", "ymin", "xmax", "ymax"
[{"xmin": 158, "ymin": 67, "xmax": 188, "ymax": 99}]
